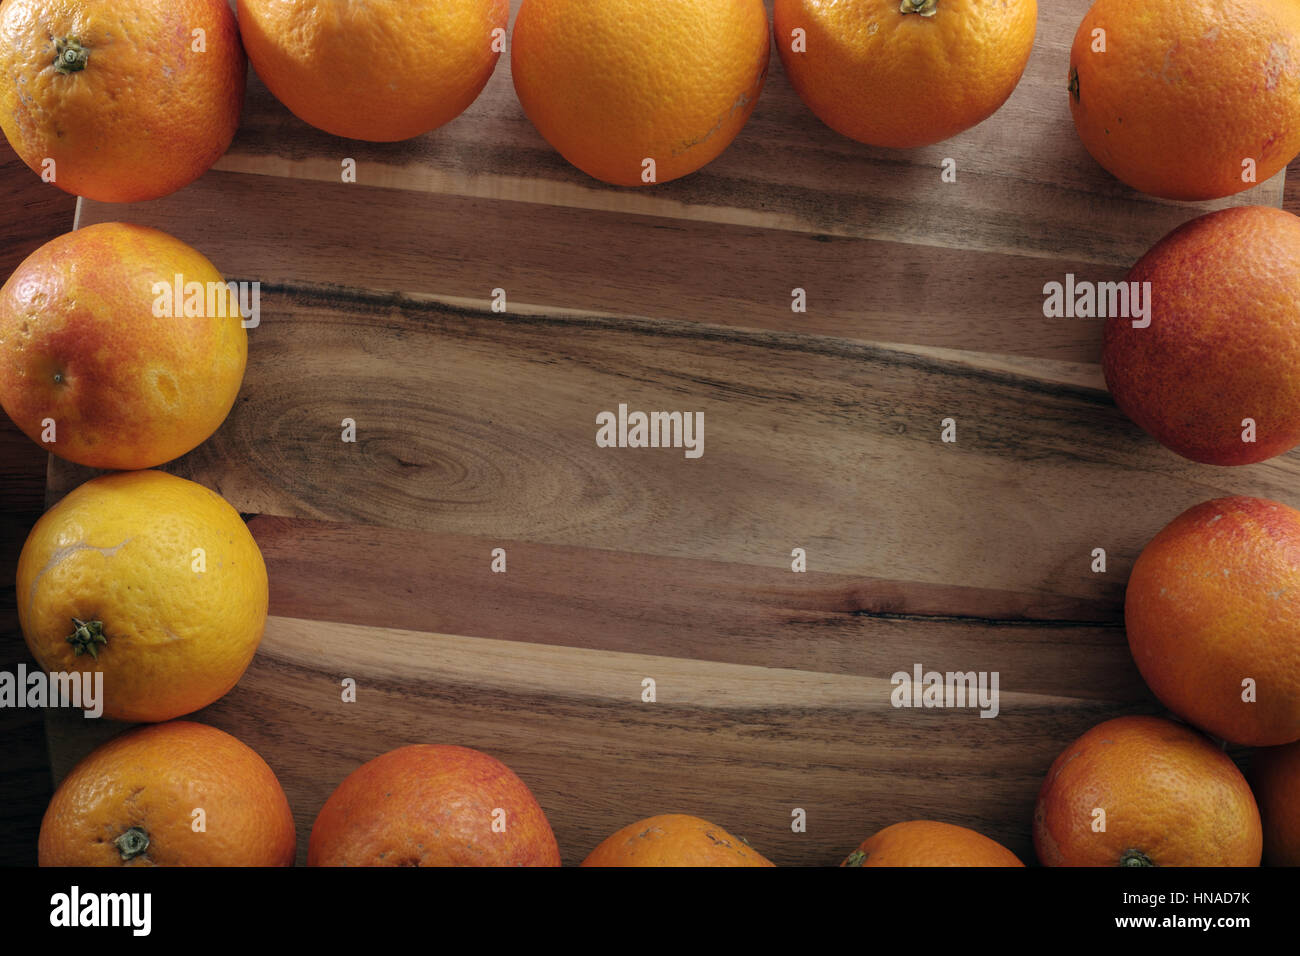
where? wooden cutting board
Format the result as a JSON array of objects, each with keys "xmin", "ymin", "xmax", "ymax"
[{"xmin": 43, "ymin": 1, "xmax": 1294, "ymax": 866}]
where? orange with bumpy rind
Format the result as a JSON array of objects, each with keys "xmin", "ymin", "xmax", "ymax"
[
  {"xmin": 17, "ymin": 470, "xmax": 268, "ymax": 724},
  {"xmin": 237, "ymin": 0, "xmax": 508, "ymax": 142},
  {"xmin": 308, "ymin": 745, "xmax": 561, "ymax": 866},
  {"xmin": 1102, "ymin": 206, "xmax": 1300, "ymax": 467},
  {"xmin": 511, "ymin": 0, "xmax": 771, "ymax": 186},
  {"xmin": 39, "ymin": 721, "xmax": 295, "ymax": 866},
  {"xmin": 0, "ymin": 0, "xmax": 245, "ymax": 202},
  {"xmin": 1068, "ymin": 0, "xmax": 1300, "ymax": 200},
  {"xmin": 1125, "ymin": 496, "xmax": 1300, "ymax": 748},
  {"xmin": 1251, "ymin": 740, "xmax": 1300, "ymax": 866},
  {"xmin": 581, "ymin": 813, "xmax": 774, "ymax": 866},
  {"xmin": 1034, "ymin": 715, "xmax": 1262, "ymax": 867},
  {"xmin": 0, "ymin": 222, "xmax": 248, "ymax": 471},
  {"xmin": 842, "ymin": 820, "xmax": 1023, "ymax": 867},
  {"xmin": 774, "ymin": 0, "xmax": 1038, "ymax": 149}
]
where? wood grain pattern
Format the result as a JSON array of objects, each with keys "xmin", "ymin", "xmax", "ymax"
[
  {"xmin": 49, "ymin": 287, "xmax": 1300, "ymax": 588},
  {"xmin": 73, "ymin": 169, "xmax": 1128, "ymax": 364},
  {"xmin": 34, "ymin": 0, "xmax": 1295, "ymax": 866},
  {"xmin": 47, "ymin": 613, "xmax": 1152, "ymax": 867}
]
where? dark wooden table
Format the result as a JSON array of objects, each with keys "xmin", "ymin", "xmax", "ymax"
[{"xmin": 5, "ymin": 70, "xmax": 1300, "ymax": 866}]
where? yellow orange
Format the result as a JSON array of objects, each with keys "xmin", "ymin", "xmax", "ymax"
[{"xmin": 17, "ymin": 471, "xmax": 268, "ymax": 723}]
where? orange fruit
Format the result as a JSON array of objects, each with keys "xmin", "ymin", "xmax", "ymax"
[
  {"xmin": 1103, "ymin": 206, "xmax": 1300, "ymax": 466},
  {"xmin": 39, "ymin": 721, "xmax": 295, "ymax": 866},
  {"xmin": 0, "ymin": 222, "xmax": 248, "ymax": 470},
  {"xmin": 511, "ymin": 0, "xmax": 771, "ymax": 186},
  {"xmin": 1068, "ymin": 0, "xmax": 1300, "ymax": 201},
  {"xmin": 581, "ymin": 813, "xmax": 774, "ymax": 866},
  {"xmin": 237, "ymin": 0, "xmax": 508, "ymax": 142},
  {"xmin": 774, "ymin": 0, "xmax": 1037, "ymax": 149},
  {"xmin": 0, "ymin": 0, "xmax": 245, "ymax": 202},
  {"xmin": 17, "ymin": 470, "xmax": 269, "ymax": 723},
  {"xmin": 1126, "ymin": 496, "xmax": 1300, "ymax": 748},
  {"xmin": 841, "ymin": 820, "xmax": 1023, "ymax": 867},
  {"xmin": 1034, "ymin": 715, "xmax": 1262, "ymax": 867},
  {"xmin": 1251, "ymin": 740, "xmax": 1300, "ymax": 865},
  {"xmin": 308, "ymin": 745, "xmax": 560, "ymax": 866}
]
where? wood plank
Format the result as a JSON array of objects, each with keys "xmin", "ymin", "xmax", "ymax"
[
  {"xmin": 243, "ymin": 516, "xmax": 1139, "ymax": 700},
  {"xmin": 47, "ymin": 286, "xmax": 1300, "ymax": 596},
  {"xmin": 44, "ymin": 614, "xmax": 1159, "ymax": 866},
  {"xmin": 214, "ymin": 0, "xmax": 1285, "ymax": 266},
  {"xmin": 78, "ymin": 169, "xmax": 1125, "ymax": 364}
]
